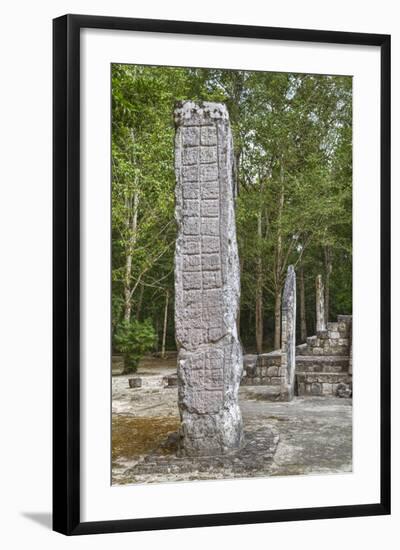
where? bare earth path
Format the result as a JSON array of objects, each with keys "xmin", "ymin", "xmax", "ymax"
[{"xmin": 112, "ymin": 360, "xmax": 352, "ymax": 485}]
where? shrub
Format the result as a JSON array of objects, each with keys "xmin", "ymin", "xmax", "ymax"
[{"xmin": 114, "ymin": 319, "xmax": 156, "ymax": 373}]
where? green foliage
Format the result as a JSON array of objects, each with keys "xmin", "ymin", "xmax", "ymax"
[
  {"xmin": 111, "ymin": 64, "xmax": 352, "ymax": 352},
  {"xmin": 114, "ymin": 319, "xmax": 156, "ymax": 373}
]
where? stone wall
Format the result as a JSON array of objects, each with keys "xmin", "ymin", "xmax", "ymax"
[
  {"xmin": 241, "ymin": 352, "xmax": 282, "ymax": 386},
  {"xmin": 242, "ymin": 315, "xmax": 352, "ymax": 397}
]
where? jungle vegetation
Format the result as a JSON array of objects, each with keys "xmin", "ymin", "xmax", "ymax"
[{"xmin": 111, "ymin": 64, "xmax": 352, "ymax": 370}]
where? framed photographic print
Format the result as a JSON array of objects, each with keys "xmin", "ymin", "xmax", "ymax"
[{"xmin": 53, "ymin": 14, "xmax": 391, "ymax": 535}]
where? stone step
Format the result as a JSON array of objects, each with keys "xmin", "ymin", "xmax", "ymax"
[
  {"xmin": 306, "ymin": 335, "xmax": 318, "ymax": 346},
  {"xmin": 296, "ymin": 372, "xmax": 352, "ymax": 396},
  {"xmin": 296, "ymin": 355, "xmax": 349, "ymax": 373},
  {"xmin": 296, "ymin": 343, "xmax": 309, "ymax": 356},
  {"xmin": 296, "ymin": 343, "xmax": 349, "ymax": 356},
  {"xmin": 241, "ymin": 369, "xmax": 282, "ymax": 386},
  {"xmin": 243, "ymin": 354, "xmax": 258, "ymax": 368},
  {"xmin": 257, "ymin": 350, "xmax": 281, "ymax": 368},
  {"xmin": 240, "ymin": 386, "xmax": 281, "ymax": 402},
  {"xmin": 327, "ymin": 322, "xmax": 339, "ymax": 331}
]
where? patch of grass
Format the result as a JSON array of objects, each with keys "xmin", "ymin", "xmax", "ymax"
[{"xmin": 112, "ymin": 415, "xmax": 180, "ymax": 461}]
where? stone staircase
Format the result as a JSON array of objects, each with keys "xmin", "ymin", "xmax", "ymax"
[
  {"xmin": 295, "ymin": 315, "xmax": 352, "ymax": 396},
  {"xmin": 241, "ymin": 315, "xmax": 352, "ymax": 398}
]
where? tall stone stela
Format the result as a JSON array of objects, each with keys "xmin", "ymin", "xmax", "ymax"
[
  {"xmin": 280, "ymin": 265, "xmax": 296, "ymax": 401},
  {"xmin": 174, "ymin": 101, "xmax": 243, "ymax": 456},
  {"xmin": 316, "ymin": 274, "xmax": 326, "ymax": 332}
]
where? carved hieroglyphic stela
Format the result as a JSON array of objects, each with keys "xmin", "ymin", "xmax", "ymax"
[
  {"xmin": 280, "ymin": 265, "xmax": 296, "ymax": 401},
  {"xmin": 174, "ymin": 101, "xmax": 243, "ymax": 456},
  {"xmin": 316, "ymin": 274, "xmax": 326, "ymax": 333}
]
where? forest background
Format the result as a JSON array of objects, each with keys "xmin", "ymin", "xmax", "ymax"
[{"xmin": 111, "ymin": 64, "xmax": 352, "ymax": 370}]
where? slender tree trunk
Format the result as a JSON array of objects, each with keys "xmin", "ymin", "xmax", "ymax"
[
  {"xmin": 135, "ymin": 283, "xmax": 144, "ymax": 320},
  {"xmin": 237, "ymin": 257, "xmax": 244, "ymax": 339},
  {"xmin": 255, "ymin": 212, "xmax": 263, "ymax": 353},
  {"xmin": 161, "ymin": 290, "xmax": 169, "ymax": 358},
  {"xmin": 274, "ymin": 165, "xmax": 285, "ymax": 350},
  {"xmin": 324, "ymin": 246, "xmax": 332, "ymax": 324},
  {"xmin": 234, "ymin": 149, "xmax": 241, "ymax": 197},
  {"xmin": 299, "ymin": 265, "xmax": 307, "ymax": 342},
  {"xmin": 154, "ymin": 318, "xmax": 159, "ymax": 352},
  {"xmin": 123, "ymin": 175, "xmax": 132, "ymax": 323},
  {"xmin": 123, "ymin": 249, "xmax": 132, "ymax": 322},
  {"xmin": 274, "ymin": 288, "xmax": 282, "ymax": 350},
  {"xmin": 123, "ymin": 190, "xmax": 139, "ymax": 322}
]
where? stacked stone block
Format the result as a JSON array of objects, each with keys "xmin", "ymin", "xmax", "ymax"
[
  {"xmin": 242, "ymin": 314, "xmax": 352, "ymax": 397},
  {"xmin": 242, "ymin": 351, "xmax": 282, "ymax": 386},
  {"xmin": 295, "ymin": 314, "xmax": 352, "ymax": 396},
  {"xmin": 242, "ymin": 267, "xmax": 296, "ymax": 401},
  {"xmin": 297, "ymin": 316, "xmax": 351, "ymax": 357}
]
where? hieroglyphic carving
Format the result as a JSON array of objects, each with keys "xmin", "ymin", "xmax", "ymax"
[
  {"xmin": 316, "ymin": 274, "xmax": 326, "ymax": 332},
  {"xmin": 174, "ymin": 101, "xmax": 243, "ymax": 456},
  {"xmin": 280, "ymin": 265, "xmax": 296, "ymax": 401}
]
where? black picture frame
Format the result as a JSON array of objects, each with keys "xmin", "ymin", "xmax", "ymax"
[{"xmin": 53, "ymin": 13, "xmax": 391, "ymax": 536}]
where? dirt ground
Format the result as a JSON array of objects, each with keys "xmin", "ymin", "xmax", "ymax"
[{"xmin": 112, "ymin": 356, "xmax": 352, "ymax": 485}]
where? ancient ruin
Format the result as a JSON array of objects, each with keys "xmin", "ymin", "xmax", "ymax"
[
  {"xmin": 295, "ymin": 315, "xmax": 352, "ymax": 396},
  {"xmin": 316, "ymin": 274, "xmax": 326, "ymax": 332},
  {"xmin": 111, "ymin": 69, "xmax": 354, "ymax": 486},
  {"xmin": 244, "ymin": 319, "xmax": 352, "ymax": 400},
  {"xmin": 243, "ymin": 270, "xmax": 352, "ymax": 399},
  {"xmin": 173, "ymin": 101, "xmax": 243, "ymax": 456},
  {"xmin": 280, "ymin": 266, "xmax": 296, "ymax": 400}
]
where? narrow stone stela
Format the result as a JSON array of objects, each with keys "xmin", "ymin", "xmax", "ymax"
[
  {"xmin": 174, "ymin": 101, "xmax": 243, "ymax": 456},
  {"xmin": 316, "ymin": 274, "xmax": 326, "ymax": 332},
  {"xmin": 280, "ymin": 265, "xmax": 296, "ymax": 400}
]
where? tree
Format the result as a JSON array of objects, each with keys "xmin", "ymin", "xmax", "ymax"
[{"xmin": 111, "ymin": 65, "xmax": 352, "ymax": 356}]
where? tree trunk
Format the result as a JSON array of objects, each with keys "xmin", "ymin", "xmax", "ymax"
[
  {"xmin": 135, "ymin": 283, "xmax": 144, "ymax": 320},
  {"xmin": 255, "ymin": 212, "xmax": 263, "ymax": 353},
  {"xmin": 123, "ymin": 190, "xmax": 139, "ymax": 322},
  {"xmin": 274, "ymin": 165, "xmax": 285, "ymax": 350},
  {"xmin": 237, "ymin": 258, "xmax": 244, "ymax": 339},
  {"xmin": 274, "ymin": 288, "xmax": 282, "ymax": 350},
  {"xmin": 123, "ymin": 252, "xmax": 132, "ymax": 322},
  {"xmin": 161, "ymin": 290, "xmax": 169, "ymax": 358},
  {"xmin": 324, "ymin": 246, "xmax": 332, "ymax": 324},
  {"xmin": 234, "ymin": 149, "xmax": 241, "ymax": 197},
  {"xmin": 299, "ymin": 265, "xmax": 307, "ymax": 342}
]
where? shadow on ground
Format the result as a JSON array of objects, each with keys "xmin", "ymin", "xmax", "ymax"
[{"xmin": 22, "ymin": 512, "xmax": 52, "ymax": 530}]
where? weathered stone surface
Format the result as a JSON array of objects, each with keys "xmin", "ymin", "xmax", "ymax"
[
  {"xmin": 349, "ymin": 329, "xmax": 353, "ymax": 375},
  {"xmin": 296, "ymin": 371, "xmax": 352, "ymax": 396},
  {"xmin": 112, "ymin": 375, "xmax": 352, "ymax": 484},
  {"xmin": 127, "ymin": 427, "xmax": 279, "ymax": 479},
  {"xmin": 327, "ymin": 321, "xmax": 338, "ymax": 331},
  {"xmin": 166, "ymin": 374, "xmax": 178, "ymax": 387},
  {"xmin": 242, "ymin": 310, "xmax": 352, "ymax": 396},
  {"xmin": 174, "ymin": 101, "xmax": 243, "ymax": 456},
  {"xmin": 336, "ymin": 383, "xmax": 352, "ymax": 398},
  {"xmin": 128, "ymin": 377, "xmax": 142, "ymax": 388},
  {"xmin": 280, "ymin": 265, "xmax": 296, "ymax": 400},
  {"xmin": 316, "ymin": 274, "xmax": 326, "ymax": 332}
]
